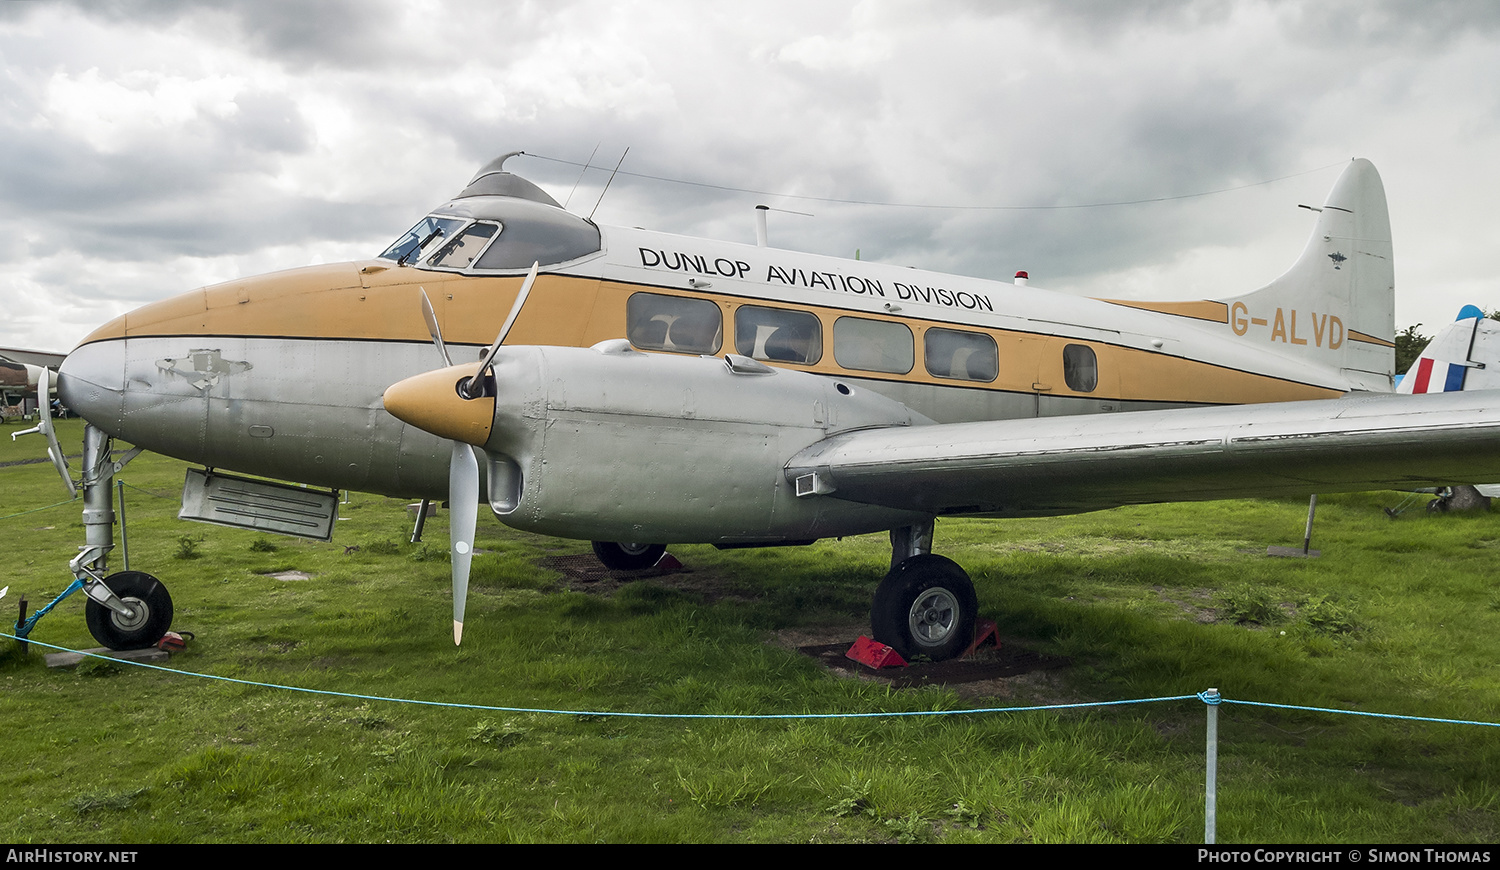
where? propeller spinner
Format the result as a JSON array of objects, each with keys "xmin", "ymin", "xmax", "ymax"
[{"xmin": 383, "ymin": 263, "xmax": 539, "ymax": 644}]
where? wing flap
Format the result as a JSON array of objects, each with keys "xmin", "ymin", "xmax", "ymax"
[{"xmin": 787, "ymin": 391, "xmax": 1500, "ymax": 517}]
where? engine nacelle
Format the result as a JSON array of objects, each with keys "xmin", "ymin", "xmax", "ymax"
[{"xmin": 481, "ymin": 342, "xmax": 932, "ymax": 544}]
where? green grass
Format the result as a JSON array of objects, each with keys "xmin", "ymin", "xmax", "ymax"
[{"xmin": 2, "ymin": 419, "xmax": 1499, "ymax": 842}]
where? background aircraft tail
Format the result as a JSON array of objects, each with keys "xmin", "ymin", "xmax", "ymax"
[
  {"xmin": 1396, "ymin": 307, "xmax": 1500, "ymax": 500},
  {"xmin": 1217, "ymin": 158, "xmax": 1395, "ymax": 390},
  {"xmin": 1396, "ymin": 306, "xmax": 1500, "ymax": 394}
]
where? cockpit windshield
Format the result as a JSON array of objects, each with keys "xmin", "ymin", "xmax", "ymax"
[
  {"xmin": 379, "ymin": 216, "xmax": 466, "ymax": 265},
  {"xmin": 378, "ymin": 196, "xmax": 602, "ymax": 273}
]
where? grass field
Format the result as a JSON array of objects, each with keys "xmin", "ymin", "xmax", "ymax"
[{"xmin": 2, "ymin": 419, "xmax": 1498, "ymax": 843}]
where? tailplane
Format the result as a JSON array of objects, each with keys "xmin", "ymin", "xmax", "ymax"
[{"xmin": 1218, "ymin": 158, "xmax": 1394, "ymax": 390}]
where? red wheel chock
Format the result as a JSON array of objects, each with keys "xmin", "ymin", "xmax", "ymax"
[
  {"xmin": 965, "ymin": 618, "xmax": 1000, "ymax": 657},
  {"xmin": 845, "ymin": 619, "xmax": 1000, "ymax": 669},
  {"xmin": 845, "ymin": 636, "xmax": 907, "ymax": 669}
]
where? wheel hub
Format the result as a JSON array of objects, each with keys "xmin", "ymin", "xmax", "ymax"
[
  {"xmin": 907, "ymin": 588, "xmax": 958, "ymax": 646},
  {"xmin": 110, "ymin": 596, "xmax": 149, "ymax": 631}
]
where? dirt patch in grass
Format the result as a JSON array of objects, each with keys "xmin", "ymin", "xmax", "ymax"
[
  {"xmin": 780, "ymin": 621, "xmax": 1074, "ymax": 702},
  {"xmin": 1151, "ymin": 585, "xmax": 1219, "ymax": 623},
  {"xmin": 543, "ymin": 553, "xmax": 760, "ymax": 605}
]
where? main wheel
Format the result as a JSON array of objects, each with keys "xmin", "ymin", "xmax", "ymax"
[
  {"xmin": 871, "ymin": 554, "xmax": 977, "ymax": 662},
  {"xmin": 84, "ymin": 571, "xmax": 174, "ymax": 650},
  {"xmin": 591, "ymin": 541, "xmax": 666, "ymax": 571}
]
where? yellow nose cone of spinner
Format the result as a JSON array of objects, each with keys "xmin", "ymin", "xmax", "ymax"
[{"xmin": 382, "ymin": 363, "xmax": 494, "ymax": 447}]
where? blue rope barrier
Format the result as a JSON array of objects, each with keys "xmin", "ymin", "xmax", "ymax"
[
  {"xmin": 2, "ymin": 631, "xmax": 1195, "ymax": 720},
  {"xmin": 1221, "ymin": 697, "xmax": 1500, "ymax": 729},
  {"xmin": 0, "ymin": 498, "xmax": 78, "ymax": 521},
  {"xmin": 7, "ymin": 632, "xmax": 1498, "ymax": 729}
]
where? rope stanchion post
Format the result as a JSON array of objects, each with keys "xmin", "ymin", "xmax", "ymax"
[
  {"xmin": 15, "ymin": 595, "xmax": 27, "ymax": 656},
  {"xmin": 1202, "ymin": 687, "xmax": 1221, "ymax": 844}
]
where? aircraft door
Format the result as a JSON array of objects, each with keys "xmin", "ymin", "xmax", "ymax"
[{"xmin": 1034, "ymin": 338, "xmax": 1119, "ymax": 417}]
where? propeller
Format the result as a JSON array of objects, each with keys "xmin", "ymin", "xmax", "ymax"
[
  {"xmin": 12, "ymin": 366, "xmax": 76, "ymax": 499},
  {"xmin": 396, "ymin": 263, "xmax": 540, "ymax": 644}
]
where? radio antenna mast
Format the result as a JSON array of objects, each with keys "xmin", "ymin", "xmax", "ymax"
[
  {"xmin": 589, "ymin": 147, "xmax": 630, "ymax": 221},
  {"xmin": 564, "ymin": 142, "xmax": 601, "ymax": 209}
]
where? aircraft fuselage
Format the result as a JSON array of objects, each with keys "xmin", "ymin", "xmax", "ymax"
[{"xmin": 58, "ymin": 160, "xmax": 1394, "ymax": 543}]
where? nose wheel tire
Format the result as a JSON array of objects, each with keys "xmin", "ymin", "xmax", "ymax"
[
  {"xmin": 84, "ymin": 571, "xmax": 174, "ymax": 651},
  {"xmin": 871, "ymin": 554, "xmax": 976, "ymax": 662},
  {"xmin": 591, "ymin": 541, "xmax": 667, "ymax": 571}
]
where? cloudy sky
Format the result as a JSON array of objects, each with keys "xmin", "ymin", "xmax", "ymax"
[{"xmin": 2, "ymin": 0, "xmax": 1498, "ymax": 353}]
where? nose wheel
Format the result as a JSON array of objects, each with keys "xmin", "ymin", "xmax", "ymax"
[
  {"xmin": 84, "ymin": 571, "xmax": 174, "ymax": 650},
  {"xmin": 871, "ymin": 554, "xmax": 976, "ymax": 661}
]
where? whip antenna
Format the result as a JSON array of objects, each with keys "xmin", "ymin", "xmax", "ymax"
[{"xmin": 588, "ymin": 147, "xmax": 630, "ymax": 221}]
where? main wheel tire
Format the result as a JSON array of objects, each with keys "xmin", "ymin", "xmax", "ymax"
[
  {"xmin": 591, "ymin": 541, "xmax": 667, "ymax": 571},
  {"xmin": 871, "ymin": 554, "xmax": 977, "ymax": 662},
  {"xmin": 84, "ymin": 571, "xmax": 174, "ymax": 651}
]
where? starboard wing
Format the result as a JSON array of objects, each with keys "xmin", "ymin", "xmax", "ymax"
[{"xmin": 787, "ymin": 390, "xmax": 1500, "ymax": 518}]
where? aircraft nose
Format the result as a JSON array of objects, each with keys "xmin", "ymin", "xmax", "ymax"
[
  {"xmin": 57, "ymin": 341, "xmax": 127, "ymax": 430},
  {"xmin": 382, "ymin": 362, "xmax": 495, "ymax": 447}
]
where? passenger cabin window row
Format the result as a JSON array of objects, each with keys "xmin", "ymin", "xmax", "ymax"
[{"xmin": 625, "ymin": 292, "xmax": 1099, "ymax": 392}]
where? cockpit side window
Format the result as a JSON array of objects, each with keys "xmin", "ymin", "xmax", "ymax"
[
  {"xmin": 425, "ymin": 222, "xmax": 499, "ymax": 269},
  {"xmin": 379, "ymin": 216, "xmax": 467, "ymax": 265}
]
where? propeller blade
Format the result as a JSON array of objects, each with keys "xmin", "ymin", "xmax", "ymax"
[
  {"xmin": 493, "ymin": 261, "xmax": 540, "ymax": 352},
  {"xmin": 420, "ymin": 288, "xmax": 453, "ymax": 367},
  {"xmin": 448, "ymin": 440, "xmax": 479, "ymax": 645},
  {"xmin": 11, "ymin": 368, "xmax": 75, "ymax": 498},
  {"xmin": 465, "ymin": 262, "xmax": 539, "ymax": 399}
]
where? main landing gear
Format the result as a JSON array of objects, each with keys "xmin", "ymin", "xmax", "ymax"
[
  {"xmin": 870, "ymin": 520, "xmax": 978, "ymax": 661},
  {"xmin": 591, "ymin": 541, "xmax": 667, "ymax": 571}
]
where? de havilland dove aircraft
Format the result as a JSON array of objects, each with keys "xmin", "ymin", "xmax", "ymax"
[{"xmin": 32, "ymin": 153, "xmax": 1500, "ymax": 661}]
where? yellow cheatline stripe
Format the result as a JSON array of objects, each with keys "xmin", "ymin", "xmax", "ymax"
[
  {"xmin": 1098, "ymin": 299, "xmax": 1230, "ymax": 324},
  {"xmin": 78, "ymin": 266, "xmax": 1341, "ymax": 406},
  {"xmin": 1348, "ymin": 330, "xmax": 1396, "ymax": 348}
]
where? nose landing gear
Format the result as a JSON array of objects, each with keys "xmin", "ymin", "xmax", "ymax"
[
  {"xmin": 83, "ymin": 571, "xmax": 174, "ymax": 651},
  {"xmin": 14, "ymin": 424, "xmax": 176, "ymax": 652}
]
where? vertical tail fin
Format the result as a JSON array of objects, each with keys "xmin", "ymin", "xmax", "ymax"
[
  {"xmin": 1397, "ymin": 306, "xmax": 1500, "ymax": 394},
  {"xmin": 1219, "ymin": 158, "xmax": 1394, "ymax": 390}
]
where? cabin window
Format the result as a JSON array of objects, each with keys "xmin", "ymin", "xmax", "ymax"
[
  {"xmin": 379, "ymin": 216, "xmax": 467, "ymax": 265},
  {"xmin": 833, "ymin": 317, "xmax": 913, "ymax": 374},
  {"xmin": 924, "ymin": 328, "xmax": 998, "ymax": 382},
  {"xmin": 425, "ymin": 222, "xmax": 499, "ymax": 269},
  {"xmin": 1063, "ymin": 344, "xmax": 1098, "ymax": 392},
  {"xmin": 734, "ymin": 306, "xmax": 822, "ymax": 365},
  {"xmin": 626, "ymin": 293, "xmax": 722, "ymax": 354}
]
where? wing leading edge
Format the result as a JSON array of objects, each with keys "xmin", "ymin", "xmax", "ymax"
[{"xmin": 787, "ymin": 391, "xmax": 1500, "ymax": 518}]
